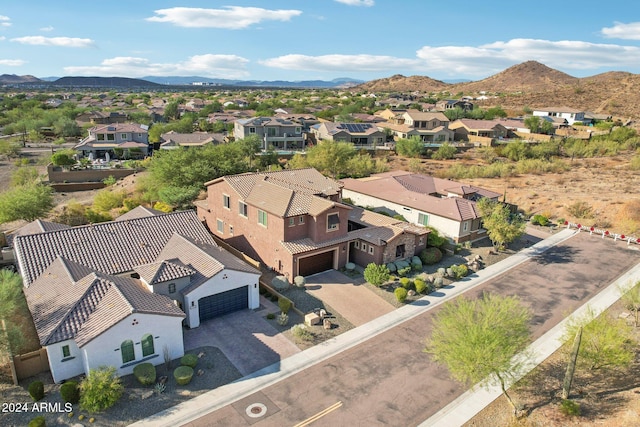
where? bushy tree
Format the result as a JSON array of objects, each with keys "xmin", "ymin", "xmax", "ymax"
[
  {"xmin": 425, "ymin": 293, "xmax": 532, "ymax": 415},
  {"xmin": 395, "ymin": 136, "xmax": 424, "ymax": 158},
  {"xmin": 79, "ymin": 366, "xmax": 124, "ymax": 412},
  {"xmin": 477, "ymin": 198, "xmax": 525, "ymax": 250},
  {"xmin": 0, "ymin": 270, "xmax": 25, "ymax": 354},
  {"xmin": 431, "ymin": 143, "xmax": 457, "ymax": 160},
  {"xmin": 0, "ymin": 183, "xmax": 54, "ymax": 222},
  {"xmin": 363, "ymin": 263, "xmax": 390, "ymax": 286},
  {"xmin": 305, "ymin": 141, "xmax": 356, "ymax": 178}
]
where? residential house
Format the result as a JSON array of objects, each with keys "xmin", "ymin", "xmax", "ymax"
[
  {"xmin": 274, "ymin": 113, "xmax": 320, "ymax": 133},
  {"xmin": 13, "ymin": 209, "xmax": 261, "ymax": 383},
  {"xmin": 341, "ymin": 171, "xmax": 502, "ymax": 243},
  {"xmin": 75, "ymin": 123, "xmax": 150, "ymax": 159},
  {"xmin": 310, "ymin": 122, "xmax": 386, "ymax": 147},
  {"xmin": 159, "ymin": 131, "xmax": 223, "ymax": 150},
  {"xmin": 435, "ymin": 99, "xmax": 474, "ymax": 111},
  {"xmin": 379, "ymin": 109, "xmax": 453, "ymax": 143},
  {"xmin": 449, "ymin": 119, "xmax": 510, "ymax": 145},
  {"xmin": 234, "ymin": 117, "xmax": 306, "ymax": 150},
  {"xmin": 532, "ymin": 107, "xmax": 588, "ymax": 126},
  {"xmin": 195, "ymin": 168, "xmax": 428, "ymax": 280}
]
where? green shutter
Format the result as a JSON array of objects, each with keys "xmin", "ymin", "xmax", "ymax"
[
  {"xmin": 141, "ymin": 334, "xmax": 154, "ymax": 357},
  {"xmin": 121, "ymin": 340, "xmax": 135, "ymax": 363}
]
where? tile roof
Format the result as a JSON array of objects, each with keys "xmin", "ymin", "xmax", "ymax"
[
  {"xmin": 89, "ymin": 123, "xmax": 148, "ymax": 133},
  {"xmin": 7, "ymin": 219, "xmax": 71, "ymax": 245},
  {"xmin": 14, "ymin": 210, "xmax": 216, "ymax": 286},
  {"xmin": 135, "ymin": 258, "xmax": 196, "ymax": 285},
  {"xmin": 115, "ymin": 206, "xmax": 165, "ymax": 221},
  {"xmin": 24, "ymin": 257, "xmax": 184, "ymax": 347}
]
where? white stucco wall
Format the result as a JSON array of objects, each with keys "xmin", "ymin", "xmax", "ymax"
[
  {"xmin": 80, "ymin": 313, "xmax": 184, "ymax": 379},
  {"xmin": 183, "ymin": 269, "xmax": 260, "ymax": 328},
  {"xmin": 46, "ymin": 340, "xmax": 84, "ymax": 383},
  {"xmin": 343, "ymin": 189, "xmax": 463, "ymax": 241}
]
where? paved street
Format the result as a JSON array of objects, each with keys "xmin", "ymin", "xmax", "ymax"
[{"xmin": 137, "ymin": 231, "xmax": 640, "ymax": 427}]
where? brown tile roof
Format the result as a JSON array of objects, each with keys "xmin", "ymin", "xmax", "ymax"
[
  {"xmin": 14, "ymin": 210, "xmax": 217, "ymax": 286},
  {"xmin": 7, "ymin": 219, "xmax": 71, "ymax": 245},
  {"xmin": 135, "ymin": 259, "xmax": 196, "ymax": 285},
  {"xmin": 115, "ymin": 206, "xmax": 165, "ymax": 222},
  {"xmin": 402, "ymin": 109, "xmax": 449, "ymax": 122},
  {"xmin": 24, "ymin": 257, "xmax": 184, "ymax": 347},
  {"xmin": 89, "ymin": 123, "xmax": 148, "ymax": 133}
]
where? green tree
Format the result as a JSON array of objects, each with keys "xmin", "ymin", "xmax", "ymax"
[
  {"xmin": 363, "ymin": 263, "xmax": 390, "ymax": 286},
  {"xmin": 163, "ymin": 101, "xmax": 180, "ymax": 121},
  {"xmin": 0, "ymin": 140, "xmax": 21, "ymax": 158},
  {"xmin": 395, "ymin": 136, "xmax": 424, "ymax": 158},
  {"xmin": 524, "ymin": 116, "xmax": 541, "ymax": 133},
  {"xmin": 0, "ymin": 183, "xmax": 54, "ymax": 223},
  {"xmin": 431, "ymin": 143, "xmax": 457, "ymax": 160},
  {"xmin": 0, "ymin": 270, "xmax": 25, "ymax": 354},
  {"xmin": 502, "ymin": 140, "xmax": 531, "ymax": 161},
  {"xmin": 477, "ymin": 198, "xmax": 525, "ymax": 250},
  {"xmin": 79, "ymin": 366, "xmax": 124, "ymax": 412},
  {"xmin": 305, "ymin": 141, "xmax": 356, "ymax": 178},
  {"xmin": 11, "ymin": 167, "xmax": 41, "ymax": 187},
  {"xmin": 92, "ymin": 189, "xmax": 126, "ymax": 212},
  {"xmin": 425, "ymin": 293, "xmax": 532, "ymax": 415},
  {"xmin": 620, "ymin": 281, "xmax": 640, "ymax": 327},
  {"xmin": 51, "ymin": 151, "xmax": 77, "ymax": 168}
]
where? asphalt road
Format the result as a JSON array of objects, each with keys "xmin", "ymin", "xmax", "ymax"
[{"xmin": 185, "ymin": 232, "xmax": 640, "ymax": 427}]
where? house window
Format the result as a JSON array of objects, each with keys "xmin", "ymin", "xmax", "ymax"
[
  {"xmin": 62, "ymin": 345, "xmax": 70, "ymax": 358},
  {"xmin": 267, "ymin": 127, "xmax": 277, "ymax": 137},
  {"xmin": 97, "ymin": 134, "xmax": 105, "ymax": 141},
  {"xmin": 369, "ymin": 246, "xmax": 374, "ymax": 255},
  {"xmin": 223, "ymin": 194, "xmax": 230, "ymax": 209},
  {"xmin": 396, "ymin": 244, "xmax": 406, "ymax": 258},
  {"xmin": 121, "ymin": 340, "xmax": 135, "ymax": 364},
  {"xmin": 168, "ymin": 283, "xmax": 176, "ymax": 294},
  {"xmin": 258, "ymin": 209, "xmax": 268, "ymax": 227},
  {"xmin": 289, "ymin": 218, "xmax": 295, "ymax": 227},
  {"xmin": 463, "ymin": 221, "xmax": 469, "ymax": 232},
  {"xmin": 249, "ymin": 127, "xmax": 256, "ymax": 134},
  {"xmin": 295, "ymin": 127, "xmax": 302, "ymax": 134},
  {"xmin": 138, "ymin": 133, "xmax": 143, "ymax": 138},
  {"xmin": 418, "ymin": 213, "xmax": 429, "ymax": 226},
  {"xmin": 107, "ymin": 134, "xmax": 115, "ymax": 141},
  {"xmin": 217, "ymin": 219, "xmax": 224, "ymax": 233},
  {"xmin": 299, "ymin": 216, "xmax": 305, "ymax": 224},
  {"xmin": 120, "ymin": 133, "xmax": 128, "ymax": 139},
  {"xmin": 327, "ymin": 213, "xmax": 339, "ymax": 232},
  {"xmin": 361, "ymin": 243, "xmax": 367, "ymax": 252},
  {"xmin": 354, "ymin": 241, "xmax": 360, "ymax": 249},
  {"xmin": 419, "ymin": 237, "xmax": 425, "ymax": 246},
  {"xmin": 141, "ymin": 334, "xmax": 154, "ymax": 357},
  {"xmin": 239, "ymin": 201, "xmax": 248, "ymax": 217}
]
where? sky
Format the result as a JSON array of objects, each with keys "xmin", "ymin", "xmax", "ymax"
[{"xmin": 1, "ymin": 1, "xmax": 640, "ymax": 82}]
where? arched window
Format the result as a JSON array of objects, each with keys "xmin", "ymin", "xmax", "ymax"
[
  {"xmin": 121, "ymin": 340, "xmax": 135, "ymax": 363},
  {"xmin": 141, "ymin": 334, "xmax": 154, "ymax": 357}
]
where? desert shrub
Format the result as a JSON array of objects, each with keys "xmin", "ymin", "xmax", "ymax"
[
  {"xmin": 399, "ymin": 277, "xmax": 413, "ymax": 290},
  {"xmin": 433, "ymin": 277, "xmax": 444, "ymax": 288},
  {"xmin": 152, "ymin": 201, "xmax": 173, "ymax": 212},
  {"xmin": 414, "ymin": 279, "xmax": 427, "ymax": 294},
  {"xmin": 394, "ymin": 287, "xmax": 408, "ymax": 303},
  {"xmin": 92, "ymin": 189, "xmax": 126, "ymax": 212},
  {"xmin": 363, "ymin": 263, "xmax": 390, "ymax": 286},
  {"xmin": 79, "ymin": 366, "xmax": 123, "ymax": 412},
  {"xmin": 566, "ymin": 201, "xmax": 594, "ymax": 219},
  {"xmin": 266, "ymin": 312, "xmax": 275, "ymax": 320},
  {"xmin": 559, "ymin": 399, "xmax": 581, "ymax": 417},
  {"xmin": 450, "ymin": 264, "xmax": 469, "ymax": 279},
  {"xmin": 531, "ymin": 214, "xmax": 549, "ymax": 226},
  {"xmin": 420, "ymin": 247, "xmax": 443, "ymax": 265},
  {"xmin": 445, "ymin": 267, "xmax": 454, "ymax": 278},
  {"xmin": 411, "ymin": 256, "xmax": 422, "ymax": 271},
  {"xmin": 386, "ymin": 262, "xmax": 397, "ymax": 273},
  {"xmin": 397, "ymin": 266, "xmax": 412, "ymax": 277},
  {"xmin": 291, "ymin": 324, "xmax": 315, "ymax": 342},
  {"xmin": 278, "ymin": 297, "xmax": 292, "ymax": 314},
  {"xmin": 60, "ymin": 380, "xmax": 80, "ymax": 404},
  {"xmin": 180, "ymin": 353, "xmax": 198, "ymax": 368},
  {"xmin": 426, "ymin": 227, "xmax": 447, "ymax": 248},
  {"xmin": 173, "ymin": 366, "xmax": 194, "ymax": 385},
  {"xmin": 431, "ymin": 143, "xmax": 457, "ymax": 160},
  {"xmin": 277, "ymin": 313, "xmax": 289, "ymax": 326},
  {"xmin": 102, "ymin": 175, "xmax": 117, "ymax": 186},
  {"xmin": 293, "ymin": 276, "xmax": 306, "ymax": 287},
  {"xmin": 28, "ymin": 416, "xmax": 46, "ymax": 427},
  {"xmin": 630, "ymin": 154, "xmax": 640, "ymax": 171},
  {"xmin": 28, "ymin": 380, "xmax": 45, "ymax": 402},
  {"xmin": 133, "ymin": 362, "xmax": 156, "ymax": 386}
]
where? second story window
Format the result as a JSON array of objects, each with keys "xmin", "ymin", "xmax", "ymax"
[
  {"xmin": 223, "ymin": 194, "xmax": 230, "ymax": 209},
  {"xmin": 295, "ymin": 127, "xmax": 302, "ymax": 134},
  {"xmin": 168, "ymin": 283, "xmax": 176, "ymax": 293},
  {"xmin": 249, "ymin": 127, "xmax": 256, "ymax": 134},
  {"xmin": 327, "ymin": 213, "xmax": 339, "ymax": 232},
  {"xmin": 217, "ymin": 219, "xmax": 224, "ymax": 233},
  {"xmin": 299, "ymin": 216, "xmax": 305, "ymax": 224},
  {"xmin": 258, "ymin": 209, "xmax": 268, "ymax": 227},
  {"xmin": 107, "ymin": 134, "xmax": 115, "ymax": 141},
  {"xmin": 97, "ymin": 134, "xmax": 105, "ymax": 141},
  {"xmin": 239, "ymin": 201, "xmax": 248, "ymax": 217},
  {"xmin": 267, "ymin": 127, "xmax": 277, "ymax": 137},
  {"xmin": 289, "ymin": 218, "xmax": 295, "ymax": 227},
  {"xmin": 120, "ymin": 133, "xmax": 128, "ymax": 139}
]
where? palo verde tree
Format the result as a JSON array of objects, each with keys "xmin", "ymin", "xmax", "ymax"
[
  {"xmin": 0, "ymin": 180, "xmax": 54, "ymax": 223},
  {"xmin": 477, "ymin": 198, "xmax": 525, "ymax": 250},
  {"xmin": 425, "ymin": 292, "xmax": 533, "ymax": 415},
  {"xmin": 395, "ymin": 136, "xmax": 424, "ymax": 158}
]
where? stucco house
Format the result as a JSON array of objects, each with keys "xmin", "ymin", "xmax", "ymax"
[
  {"xmin": 234, "ymin": 117, "xmax": 305, "ymax": 150},
  {"xmin": 310, "ymin": 122, "xmax": 386, "ymax": 147},
  {"xmin": 195, "ymin": 168, "xmax": 428, "ymax": 280},
  {"xmin": 13, "ymin": 209, "xmax": 260, "ymax": 383},
  {"xmin": 532, "ymin": 107, "xmax": 588, "ymax": 126},
  {"xmin": 158, "ymin": 130, "xmax": 223, "ymax": 150},
  {"xmin": 449, "ymin": 119, "xmax": 510, "ymax": 145},
  {"xmin": 379, "ymin": 109, "xmax": 453, "ymax": 143},
  {"xmin": 75, "ymin": 123, "xmax": 150, "ymax": 159},
  {"xmin": 341, "ymin": 171, "xmax": 501, "ymax": 243}
]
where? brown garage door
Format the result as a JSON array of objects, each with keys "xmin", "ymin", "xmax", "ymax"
[{"xmin": 298, "ymin": 250, "xmax": 335, "ymax": 277}]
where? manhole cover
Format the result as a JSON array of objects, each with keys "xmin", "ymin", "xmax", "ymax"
[{"xmin": 245, "ymin": 403, "xmax": 267, "ymax": 418}]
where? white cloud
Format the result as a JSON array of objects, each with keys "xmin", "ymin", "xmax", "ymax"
[
  {"xmin": 11, "ymin": 36, "xmax": 95, "ymax": 48},
  {"xmin": 335, "ymin": 0, "xmax": 375, "ymax": 6},
  {"xmin": 601, "ymin": 22, "xmax": 640, "ymax": 40},
  {"xmin": 0, "ymin": 36, "xmax": 5, "ymax": 41},
  {"xmin": 0, "ymin": 15, "xmax": 11, "ymax": 27},
  {"xmin": 64, "ymin": 54, "xmax": 250, "ymax": 79},
  {"xmin": 260, "ymin": 54, "xmax": 421, "ymax": 72},
  {"xmin": 146, "ymin": 6, "xmax": 302, "ymax": 29},
  {"xmin": 40, "ymin": 26, "xmax": 55, "ymax": 32},
  {"xmin": 0, "ymin": 59, "xmax": 26, "ymax": 66}
]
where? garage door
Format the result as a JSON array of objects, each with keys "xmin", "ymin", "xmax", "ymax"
[
  {"xmin": 198, "ymin": 286, "xmax": 248, "ymax": 322},
  {"xmin": 298, "ymin": 250, "xmax": 335, "ymax": 277}
]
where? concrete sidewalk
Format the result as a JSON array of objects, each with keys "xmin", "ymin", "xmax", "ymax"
[
  {"xmin": 422, "ymin": 251, "xmax": 640, "ymax": 426},
  {"xmin": 132, "ymin": 228, "xmax": 578, "ymax": 427}
]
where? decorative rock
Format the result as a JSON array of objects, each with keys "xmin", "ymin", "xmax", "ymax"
[
  {"xmin": 197, "ymin": 352, "xmax": 205, "ymax": 358},
  {"xmin": 197, "ymin": 369, "xmax": 204, "ymax": 376},
  {"xmin": 407, "ymin": 290, "xmax": 416, "ymax": 297},
  {"xmin": 293, "ymin": 276, "xmax": 306, "ymax": 288},
  {"xmin": 318, "ymin": 309, "xmax": 327, "ymax": 319},
  {"xmin": 271, "ymin": 275, "xmax": 290, "ymax": 291},
  {"xmin": 323, "ymin": 318, "xmax": 332, "ymax": 330},
  {"xmin": 345, "ymin": 262, "xmax": 355, "ymax": 271},
  {"xmin": 179, "ymin": 390, "xmax": 191, "ymax": 397},
  {"xmin": 141, "ymin": 390, "xmax": 154, "ymax": 400},
  {"xmin": 305, "ymin": 312, "xmax": 321, "ymax": 326}
]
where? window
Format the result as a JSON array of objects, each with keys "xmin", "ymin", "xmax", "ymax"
[
  {"xmin": 121, "ymin": 340, "xmax": 135, "ymax": 364},
  {"xmin": 107, "ymin": 134, "xmax": 115, "ymax": 141},
  {"xmin": 396, "ymin": 244, "xmax": 406, "ymax": 258},
  {"xmin": 327, "ymin": 213, "xmax": 339, "ymax": 231},
  {"xmin": 299, "ymin": 216, "xmax": 305, "ymax": 224},
  {"xmin": 238, "ymin": 201, "xmax": 248, "ymax": 217},
  {"xmin": 267, "ymin": 127, "xmax": 277, "ymax": 137},
  {"xmin": 97, "ymin": 134, "xmax": 105, "ymax": 141},
  {"xmin": 361, "ymin": 243, "xmax": 367, "ymax": 252},
  {"xmin": 419, "ymin": 237, "xmax": 425, "ymax": 246},
  {"xmin": 223, "ymin": 194, "xmax": 230, "ymax": 209},
  {"xmin": 168, "ymin": 283, "xmax": 176, "ymax": 294},
  {"xmin": 463, "ymin": 221, "xmax": 469, "ymax": 232},
  {"xmin": 418, "ymin": 213, "xmax": 429, "ymax": 226},
  {"xmin": 141, "ymin": 334, "xmax": 154, "ymax": 357},
  {"xmin": 369, "ymin": 246, "xmax": 374, "ymax": 255},
  {"xmin": 289, "ymin": 218, "xmax": 295, "ymax": 227},
  {"xmin": 137, "ymin": 133, "xmax": 143, "ymax": 138},
  {"xmin": 295, "ymin": 126, "xmax": 302, "ymax": 134},
  {"xmin": 354, "ymin": 241, "xmax": 360, "ymax": 249},
  {"xmin": 217, "ymin": 219, "xmax": 224, "ymax": 233},
  {"xmin": 120, "ymin": 133, "xmax": 128, "ymax": 139},
  {"xmin": 62, "ymin": 345, "xmax": 70, "ymax": 358},
  {"xmin": 249, "ymin": 127, "xmax": 256, "ymax": 134},
  {"xmin": 258, "ymin": 209, "xmax": 268, "ymax": 227}
]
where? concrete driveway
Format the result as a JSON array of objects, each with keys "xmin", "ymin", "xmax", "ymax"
[
  {"xmin": 183, "ymin": 296, "xmax": 300, "ymax": 376},
  {"xmin": 305, "ymin": 270, "xmax": 395, "ymax": 326}
]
